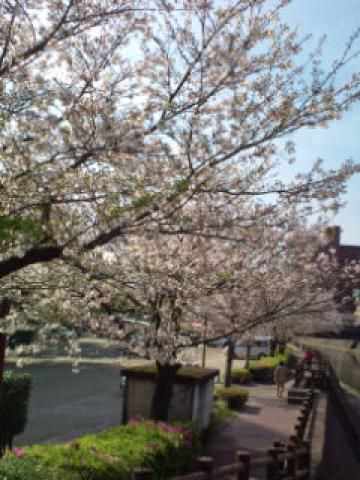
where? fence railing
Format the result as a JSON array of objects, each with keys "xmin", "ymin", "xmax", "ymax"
[{"xmin": 133, "ymin": 389, "xmax": 317, "ymax": 480}]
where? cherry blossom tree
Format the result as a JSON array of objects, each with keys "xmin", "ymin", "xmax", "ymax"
[
  {"xmin": 57, "ymin": 209, "xmax": 343, "ymax": 418},
  {"xmin": 1, "ymin": 0, "xmax": 360, "ymax": 281},
  {"xmin": 3, "ymin": 202, "xmax": 356, "ymax": 416},
  {"xmin": 1, "ymin": 0, "xmax": 360, "ymax": 395}
]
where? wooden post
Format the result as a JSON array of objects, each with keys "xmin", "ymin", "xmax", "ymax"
[
  {"xmin": 273, "ymin": 442, "xmax": 286, "ymax": 480},
  {"xmin": 266, "ymin": 448, "xmax": 279, "ymax": 480},
  {"xmin": 289, "ymin": 435, "xmax": 300, "ymax": 446},
  {"xmin": 297, "ymin": 414, "xmax": 306, "ymax": 438},
  {"xmin": 197, "ymin": 456, "xmax": 214, "ymax": 479},
  {"xmin": 294, "ymin": 423, "xmax": 302, "ymax": 441},
  {"xmin": 300, "ymin": 407, "xmax": 307, "ymax": 419},
  {"xmin": 286, "ymin": 445, "xmax": 296, "ymax": 478},
  {"xmin": 133, "ymin": 467, "xmax": 153, "ymax": 480},
  {"xmin": 237, "ymin": 451, "xmax": 250, "ymax": 480},
  {"xmin": 301, "ymin": 440, "xmax": 311, "ymax": 477}
]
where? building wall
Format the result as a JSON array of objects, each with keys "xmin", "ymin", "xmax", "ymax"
[{"xmin": 323, "ymin": 226, "xmax": 360, "ymax": 314}]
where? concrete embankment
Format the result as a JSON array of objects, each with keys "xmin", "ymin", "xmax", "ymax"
[{"xmin": 298, "ymin": 337, "xmax": 360, "ymax": 392}]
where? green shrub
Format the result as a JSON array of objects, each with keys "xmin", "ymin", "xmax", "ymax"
[
  {"xmin": 284, "ymin": 347, "xmax": 297, "ymax": 368},
  {"xmin": 231, "ymin": 368, "xmax": 251, "ymax": 384},
  {"xmin": 248, "ymin": 347, "xmax": 295, "ymax": 382},
  {"xmin": 2, "ymin": 421, "xmax": 199, "ymax": 480},
  {"xmin": 210, "ymin": 400, "xmax": 235, "ymax": 431},
  {"xmin": 0, "ymin": 371, "xmax": 32, "ymax": 453},
  {"xmin": 0, "ymin": 454, "xmax": 78, "ymax": 480},
  {"xmin": 248, "ymin": 363, "xmax": 275, "ymax": 382},
  {"xmin": 216, "ymin": 386, "xmax": 249, "ymax": 410}
]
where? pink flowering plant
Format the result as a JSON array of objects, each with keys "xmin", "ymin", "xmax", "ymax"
[
  {"xmin": 3, "ymin": 420, "xmax": 199, "ymax": 480},
  {"xmin": 12, "ymin": 447, "xmax": 25, "ymax": 457},
  {"xmin": 128, "ymin": 418, "xmax": 199, "ymax": 477}
]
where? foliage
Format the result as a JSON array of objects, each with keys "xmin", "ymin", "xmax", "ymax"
[
  {"xmin": 1, "ymin": 421, "xmax": 198, "ymax": 480},
  {"xmin": 231, "ymin": 368, "xmax": 252, "ymax": 385},
  {"xmin": 248, "ymin": 363, "xmax": 276, "ymax": 383},
  {"xmin": 0, "ymin": 371, "xmax": 32, "ymax": 452},
  {"xmin": 248, "ymin": 347, "xmax": 294, "ymax": 382},
  {"xmin": 0, "ymin": 0, "xmax": 359, "ymax": 289},
  {"xmin": 0, "ymin": 216, "xmax": 43, "ymax": 246},
  {"xmin": 210, "ymin": 400, "xmax": 235, "ymax": 431},
  {"xmin": 0, "ymin": 454, "xmax": 77, "ymax": 480},
  {"xmin": 8, "ymin": 330, "xmax": 36, "ymax": 349},
  {"xmin": 284, "ymin": 347, "xmax": 297, "ymax": 368},
  {"xmin": 216, "ymin": 386, "xmax": 249, "ymax": 410},
  {"xmin": 122, "ymin": 364, "xmax": 218, "ymax": 381},
  {"xmin": 1, "ymin": 1, "xmax": 359, "ymax": 406}
]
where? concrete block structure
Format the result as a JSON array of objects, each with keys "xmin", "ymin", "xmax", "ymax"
[{"xmin": 120, "ymin": 365, "xmax": 219, "ymax": 430}]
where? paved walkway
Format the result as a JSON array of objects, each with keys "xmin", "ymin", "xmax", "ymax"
[{"xmin": 205, "ymin": 381, "xmax": 300, "ymax": 475}]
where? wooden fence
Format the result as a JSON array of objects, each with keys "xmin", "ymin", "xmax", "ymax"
[{"xmin": 133, "ymin": 390, "xmax": 316, "ymax": 480}]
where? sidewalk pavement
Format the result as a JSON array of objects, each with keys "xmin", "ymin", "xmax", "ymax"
[{"xmin": 204, "ymin": 381, "xmax": 300, "ymax": 468}]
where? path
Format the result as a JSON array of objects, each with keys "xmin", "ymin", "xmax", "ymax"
[{"xmin": 205, "ymin": 381, "xmax": 300, "ymax": 476}]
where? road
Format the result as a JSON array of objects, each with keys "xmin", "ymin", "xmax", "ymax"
[
  {"xmin": 5, "ymin": 344, "xmax": 243, "ymax": 447},
  {"xmin": 7, "ymin": 363, "xmax": 123, "ymax": 447}
]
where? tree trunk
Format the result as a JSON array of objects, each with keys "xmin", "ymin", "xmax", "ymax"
[
  {"xmin": 0, "ymin": 297, "xmax": 11, "ymax": 384},
  {"xmin": 224, "ymin": 341, "xmax": 234, "ymax": 387},
  {"xmin": 201, "ymin": 341, "xmax": 206, "ymax": 368},
  {"xmin": 245, "ymin": 344, "xmax": 251, "ymax": 370},
  {"xmin": 0, "ymin": 333, "xmax": 6, "ymax": 384},
  {"xmin": 151, "ymin": 362, "xmax": 181, "ymax": 421},
  {"xmin": 278, "ymin": 341, "xmax": 286, "ymax": 355},
  {"xmin": 270, "ymin": 338, "xmax": 278, "ymax": 357}
]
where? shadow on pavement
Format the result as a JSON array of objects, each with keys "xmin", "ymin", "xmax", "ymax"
[{"xmin": 242, "ymin": 404, "xmax": 262, "ymax": 415}]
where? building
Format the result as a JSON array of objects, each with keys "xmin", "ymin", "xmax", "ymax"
[
  {"xmin": 324, "ymin": 226, "xmax": 360, "ymax": 266},
  {"xmin": 324, "ymin": 226, "xmax": 360, "ymax": 317}
]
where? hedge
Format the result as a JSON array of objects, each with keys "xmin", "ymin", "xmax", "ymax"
[
  {"xmin": 248, "ymin": 347, "xmax": 295, "ymax": 383},
  {"xmin": 210, "ymin": 400, "xmax": 235, "ymax": 431},
  {"xmin": 248, "ymin": 364, "xmax": 275, "ymax": 382},
  {"xmin": 216, "ymin": 386, "xmax": 249, "ymax": 410},
  {"xmin": 0, "ymin": 420, "xmax": 199, "ymax": 480},
  {"xmin": 0, "ymin": 371, "xmax": 32, "ymax": 454},
  {"xmin": 231, "ymin": 368, "xmax": 251, "ymax": 385}
]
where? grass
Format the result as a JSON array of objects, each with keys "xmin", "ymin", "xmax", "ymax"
[
  {"xmin": 210, "ymin": 400, "xmax": 235, "ymax": 431},
  {"xmin": 121, "ymin": 364, "xmax": 218, "ymax": 380},
  {"xmin": 1, "ymin": 421, "xmax": 199, "ymax": 480}
]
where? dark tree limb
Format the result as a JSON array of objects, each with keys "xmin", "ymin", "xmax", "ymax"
[{"xmin": 0, "ymin": 246, "xmax": 63, "ymax": 279}]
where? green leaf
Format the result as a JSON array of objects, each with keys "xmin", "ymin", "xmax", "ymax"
[
  {"xmin": 131, "ymin": 192, "xmax": 155, "ymax": 209},
  {"xmin": 0, "ymin": 216, "xmax": 43, "ymax": 244}
]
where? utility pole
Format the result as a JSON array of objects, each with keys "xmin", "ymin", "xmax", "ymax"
[{"xmin": 202, "ymin": 314, "xmax": 208, "ymax": 368}]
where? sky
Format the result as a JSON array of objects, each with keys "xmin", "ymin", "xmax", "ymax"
[{"xmin": 280, "ymin": 0, "xmax": 360, "ymax": 245}]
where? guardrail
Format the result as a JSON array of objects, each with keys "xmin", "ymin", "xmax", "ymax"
[
  {"xmin": 294, "ymin": 342, "xmax": 360, "ymax": 478},
  {"xmin": 133, "ymin": 391, "xmax": 316, "ymax": 480}
]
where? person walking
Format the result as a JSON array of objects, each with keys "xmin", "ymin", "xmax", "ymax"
[
  {"xmin": 302, "ymin": 349, "xmax": 315, "ymax": 370},
  {"xmin": 274, "ymin": 361, "xmax": 288, "ymax": 398}
]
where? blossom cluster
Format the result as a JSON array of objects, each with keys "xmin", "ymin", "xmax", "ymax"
[{"xmin": 128, "ymin": 417, "xmax": 194, "ymax": 449}]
